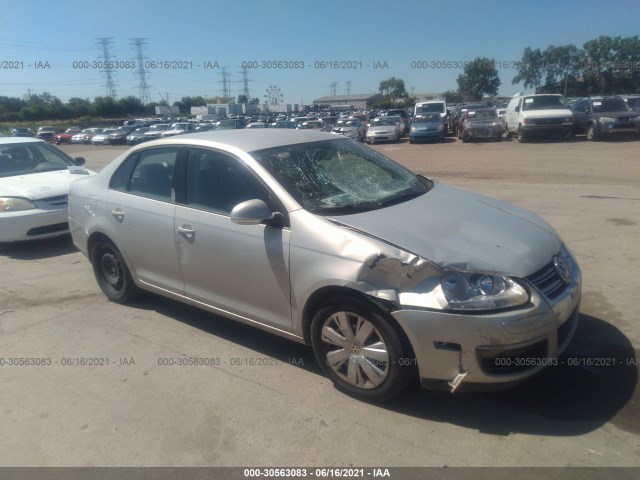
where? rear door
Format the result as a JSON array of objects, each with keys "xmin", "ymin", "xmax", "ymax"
[{"xmin": 106, "ymin": 146, "xmax": 185, "ymax": 293}]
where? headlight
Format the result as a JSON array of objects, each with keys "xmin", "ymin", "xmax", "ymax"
[
  {"xmin": 440, "ymin": 272, "xmax": 528, "ymax": 310},
  {"xmin": 0, "ymin": 197, "xmax": 37, "ymax": 212},
  {"xmin": 600, "ymin": 116, "xmax": 615, "ymax": 123}
]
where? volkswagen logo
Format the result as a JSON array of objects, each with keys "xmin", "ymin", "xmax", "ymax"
[{"xmin": 554, "ymin": 255, "xmax": 571, "ymax": 284}]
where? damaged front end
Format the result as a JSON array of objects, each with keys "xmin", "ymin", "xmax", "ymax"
[{"xmin": 296, "ymin": 220, "xmax": 580, "ymax": 394}]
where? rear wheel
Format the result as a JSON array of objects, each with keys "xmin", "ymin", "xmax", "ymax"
[
  {"xmin": 91, "ymin": 240, "xmax": 141, "ymax": 303},
  {"xmin": 311, "ymin": 296, "xmax": 415, "ymax": 403}
]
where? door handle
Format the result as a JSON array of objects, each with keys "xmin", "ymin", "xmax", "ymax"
[
  {"xmin": 111, "ymin": 209, "xmax": 125, "ymax": 221},
  {"xmin": 177, "ymin": 224, "xmax": 195, "ymax": 239}
]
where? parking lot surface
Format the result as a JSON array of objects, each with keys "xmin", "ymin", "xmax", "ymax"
[{"xmin": 1, "ymin": 136, "xmax": 639, "ymax": 467}]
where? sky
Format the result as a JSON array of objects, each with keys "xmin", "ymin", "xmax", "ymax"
[{"xmin": 1, "ymin": 0, "xmax": 639, "ymax": 106}]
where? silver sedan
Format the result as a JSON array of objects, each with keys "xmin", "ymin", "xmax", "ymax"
[{"xmin": 68, "ymin": 130, "xmax": 581, "ymax": 402}]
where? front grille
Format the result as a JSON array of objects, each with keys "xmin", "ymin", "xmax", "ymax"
[
  {"xmin": 532, "ymin": 118, "xmax": 563, "ymax": 125},
  {"xmin": 477, "ymin": 339, "xmax": 548, "ymax": 375},
  {"xmin": 527, "ymin": 260, "xmax": 568, "ymax": 300},
  {"xmin": 27, "ymin": 222, "xmax": 69, "ymax": 236},
  {"xmin": 37, "ymin": 195, "xmax": 69, "ymax": 208}
]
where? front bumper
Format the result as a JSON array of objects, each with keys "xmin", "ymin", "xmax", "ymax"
[
  {"xmin": 366, "ymin": 131, "xmax": 398, "ymax": 142},
  {"xmin": 410, "ymin": 129, "xmax": 444, "ymax": 141},
  {"xmin": 466, "ymin": 126, "xmax": 503, "ymax": 139},
  {"xmin": 599, "ymin": 123, "xmax": 640, "ymax": 135},
  {"xmin": 0, "ymin": 207, "xmax": 69, "ymax": 242},
  {"xmin": 391, "ymin": 259, "xmax": 581, "ymax": 390},
  {"xmin": 522, "ymin": 124, "xmax": 573, "ymax": 137}
]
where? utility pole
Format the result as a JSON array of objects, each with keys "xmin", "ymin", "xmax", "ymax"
[{"xmin": 345, "ymin": 81, "xmax": 351, "ymax": 95}]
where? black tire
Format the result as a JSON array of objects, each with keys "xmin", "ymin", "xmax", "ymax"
[
  {"xmin": 310, "ymin": 296, "xmax": 415, "ymax": 403},
  {"xmin": 496, "ymin": 133, "xmax": 503, "ymax": 142},
  {"xmin": 586, "ymin": 124, "xmax": 599, "ymax": 141},
  {"xmin": 505, "ymin": 125, "xmax": 512, "ymax": 139},
  {"xmin": 517, "ymin": 127, "xmax": 527, "ymax": 143},
  {"xmin": 462, "ymin": 132, "xmax": 469, "ymax": 143},
  {"xmin": 91, "ymin": 240, "xmax": 141, "ymax": 303},
  {"xmin": 409, "ymin": 138, "xmax": 414, "ymax": 144}
]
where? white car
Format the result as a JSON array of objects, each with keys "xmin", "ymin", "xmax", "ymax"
[
  {"xmin": 160, "ymin": 123, "xmax": 195, "ymax": 138},
  {"xmin": 72, "ymin": 128, "xmax": 102, "ymax": 144},
  {"xmin": 0, "ymin": 138, "xmax": 94, "ymax": 242},
  {"xmin": 91, "ymin": 129, "xmax": 116, "ymax": 145}
]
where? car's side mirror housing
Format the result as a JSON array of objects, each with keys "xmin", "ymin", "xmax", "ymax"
[
  {"xmin": 75, "ymin": 157, "xmax": 86, "ymax": 165},
  {"xmin": 230, "ymin": 199, "xmax": 285, "ymax": 227}
]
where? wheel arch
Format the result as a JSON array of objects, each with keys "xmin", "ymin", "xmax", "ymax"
[{"xmin": 300, "ymin": 286, "xmax": 415, "ymax": 359}]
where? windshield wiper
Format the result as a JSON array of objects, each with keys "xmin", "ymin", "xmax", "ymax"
[
  {"xmin": 309, "ymin": 204, "xmax": 379, "ymax": 215},
  {"xmin": 375, "ymin": 189, "xmax": 425, "ymax": 208}
]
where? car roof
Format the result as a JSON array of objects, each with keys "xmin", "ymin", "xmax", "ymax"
[
  {"xmin": 140, "ymin": 129, "xmax": 345, "ymax": 152},
  {"xmin": 0, "ymin": 137, "xmax": 46, "ymax": 145}
]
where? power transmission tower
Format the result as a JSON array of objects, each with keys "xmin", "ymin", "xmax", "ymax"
[
  {"xmin": 130, "ymin": 38, "xmax": 152, "ymax": 104},
  {"xmin": 345, "ymin": 81, "xmax": 352, "ymax": 95},
  {"xmin": 240, "ymin": 66, "xmax": 251, "ymax": 101},
  {"xmin": 96, "ymin": 37, "xmax": 117, "ymax": 99},
  {"xmin": 330, "ymin": 82, "xmax": 338, "ymax": 96},
  {"xmin": 221, "ymin": 67, "xmax": 231, "ymax": 102}
]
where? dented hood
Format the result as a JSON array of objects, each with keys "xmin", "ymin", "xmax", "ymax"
[{"xmin": 327, "ymin": 183, "xmax": 561, "ymax": 278}]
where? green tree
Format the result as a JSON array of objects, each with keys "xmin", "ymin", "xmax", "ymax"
[
  {"xmin": 442, "ymin": 90, "xmax": 464, "ymax": 104},
  {"xmin": 456, "ymin": 58, "xmax": 501, "ymax": 100},
  {"xmin": 512, "ymin": 47, "xmax": 546, "ymax": 92},
  {"xmin": 540, "ymin": 44, "xmax": 582, "ymax": 95},
  {"xmin": 581, "ymin": 36, "xmax": 640, "ymax": 94}
]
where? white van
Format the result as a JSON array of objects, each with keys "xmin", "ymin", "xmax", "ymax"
[
  {"xmin": 505, "ymin": 94, "xmax": 573, "ymax": 142},
  {"xmin": 414, "ymin": 100, "xmax": 447, "ymax": 119}
]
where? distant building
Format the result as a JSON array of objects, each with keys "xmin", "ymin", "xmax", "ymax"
[
  {"xmin": 155, "ymin": 105, "xmax": 180, "ymax": 116},
  {"xmin": 313, "ymin": 94, "xmax": 383, "ymax": 110}
]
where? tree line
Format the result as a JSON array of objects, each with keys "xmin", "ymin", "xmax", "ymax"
[{"xmin": 370, "ymin": 35, "xmax": 640, "ymax": 107}]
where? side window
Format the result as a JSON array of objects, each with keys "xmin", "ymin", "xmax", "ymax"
[
  {"xmin": 128, "ymin": 148, "xmax": 178, "ymax": 201},
  {"xmin": 110, "ymin": 153, "xmax": 139, "ymax": 191},
  {"xmin": 186, "ymin": 148, "xmax": 273, "ymax": 215}
]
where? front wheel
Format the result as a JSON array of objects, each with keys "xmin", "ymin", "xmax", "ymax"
[
  {"xmin": 311, "ymin": 296, "xmax": 415, "ymax": 403},
  {"xmin": 517, "ymin": 127, "xmax": 527, "ymax": 143},
  {"xmin": 91, "ymin": 240, "xmax": 141, "ymax": 303},
  {"xmin": 586, "ymin": 124, "xmax": 599, "ymax": 141}
]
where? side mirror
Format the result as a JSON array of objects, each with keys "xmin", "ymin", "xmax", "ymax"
[
  {"xmin": 230, "ymin": 199, "xmax": 285, "ymax": 227},
  {"xmin": 74, "ymin": 157, "xmax": 86, "ymax": 165},
  {"xmin": 514, "ymin": 106, "xmax": 520, "ymax": 113}
]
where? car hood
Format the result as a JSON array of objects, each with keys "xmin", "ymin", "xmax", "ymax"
[
  {"xmin": 596, "ymin": 111, "xmax": 640, "ymax": 118},
  {"xmin": 467, "ymin": 118, "xmax": 501, "ymax": 125},
  {"xmin": 327, "ymin": 182, "xmax": 561, "ymax": 278},
  {"xmin": 0, "ymin": 169, "xmax": 91, "ymax": 200},
  {"xmin": 369, "ymin": 125, "xmax": 398, "ymax": 131}
]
